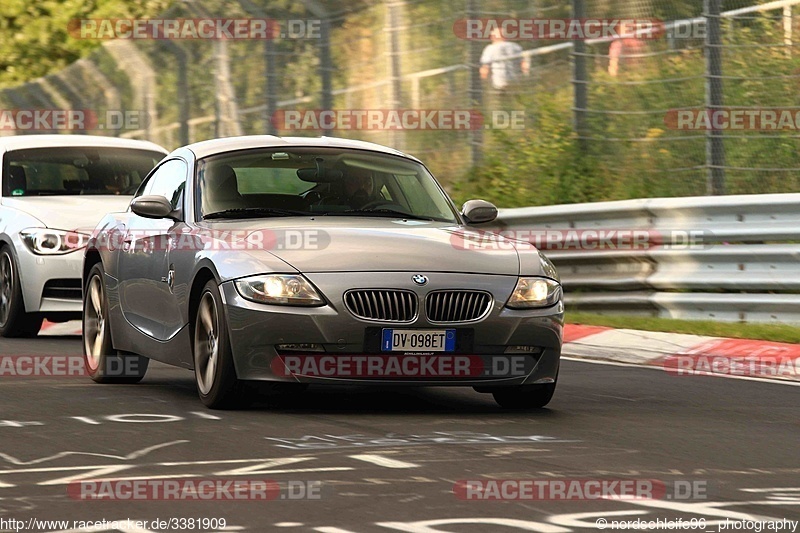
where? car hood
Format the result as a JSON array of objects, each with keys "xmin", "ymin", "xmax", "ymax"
[
  {"xmin": 2, "ymin": 196, "xmax": 132, "ymax": 232},
  {"xmin": 200, "ymin": 217, "xmax": 523, "ymax": 275}
]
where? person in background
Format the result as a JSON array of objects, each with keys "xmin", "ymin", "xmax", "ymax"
[
  {"xmin": 608, "ymin": 37, "xmax": 646, "ymax": 77},
  {"xmin": 480, "ymin": 28, "xmax": 529, "ymax": 92}
]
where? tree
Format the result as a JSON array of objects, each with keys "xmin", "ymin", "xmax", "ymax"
[{"xmin": 0, "ymin": 0, "xmax": 170, "ymax": 88}]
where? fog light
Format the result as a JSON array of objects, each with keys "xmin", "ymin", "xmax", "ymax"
[
  {"xmin": 277, "ymin": 343, "xmax": 324, "ymax": 352},
  {"xmin": 504, "ymin": 346, "xmax": 542, "ymax": 354}
]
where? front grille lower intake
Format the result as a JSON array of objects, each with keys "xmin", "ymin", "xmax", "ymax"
[
  {"xmin": 344, "ymin": 289, "xmax": 417, "ymax": 322},
  {"xmin": 425, "ymin": 290, "xmax": 492, "ymax": 323},
  {"xmin": 42, "ymin": 279, "xmax": 82, "ymax": 300}
]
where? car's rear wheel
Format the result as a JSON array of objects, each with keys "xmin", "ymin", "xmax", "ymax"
[
  {"xmin": 0, "ymin": 246, "xmax": 43, "ymax": 338},
  {"xmin": 83, "ymin": 263, "xmax": 148, "ymax": 383},
  {"xmin": 193, "ymin": 280, "xmax": 251, "ymax": 409},
  {"xmin": 492, "ymin": 379, "xmax": 557, "ymax": 409}
]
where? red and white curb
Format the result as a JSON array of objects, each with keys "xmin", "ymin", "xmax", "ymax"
[
  {"xmin": 563, "ymin": 324, "xmax": 800, "ymax": 383},
  {"xmin": 41, "ymin": 321, "xmax": 799, "ymax": 383},
  {"xmin": 41, "ymin": 320, "xmax": 83, "ymax": 336}
]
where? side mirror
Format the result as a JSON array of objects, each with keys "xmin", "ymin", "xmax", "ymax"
[
  {"xmin": 461, "ymin": 199, "xmax": 498, "ymax": 224},
  {"xmin": 130, "ymin": 195, "xmax": 175, "ymax": 219}
]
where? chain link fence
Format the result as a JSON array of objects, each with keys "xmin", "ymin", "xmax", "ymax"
[
  {"xmin": 576, "ymin": 0, "xmax": 800, "ymax": 199},
  {"xmin": 1, "ymin": 0, "xmax": 798, "ymax": 204}
]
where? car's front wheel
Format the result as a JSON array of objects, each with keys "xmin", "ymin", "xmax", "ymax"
[
  {"xmin": 492, "ymin": 379, "xmax": 557, "ymax": 409},
  {"xmin": 0, "ymin": 246, "xmax": 43, "ymax": 338},
  {"xmin": 193, "ymin": 280, "xmax": 252, "ymax": 409},
  {"xmin": 83, "ymin": 263, "xmax": 148, "ymax": 383}
]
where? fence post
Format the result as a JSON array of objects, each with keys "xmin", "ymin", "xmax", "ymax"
[
  {"xmin": 158, "ymin": 39, "xmax": 190, "ymax": 144},
  {"xmin": 104, "ymin": 40, "xmax": 159, "ymax": 144},
  {"xmin": 319, "ymin": 20, "xmax": 333, "ymax": 130},
  {"xmin": 176, "ymin": 50, "xmax": 189, "ymax": 144},
  {"xmin": 705, "ymin": 0, "xmax": 725, "ymax": 195},
  {"xmin": 572, "ymin": 0, "xmax": 588, "ymax": 154},
  {"xmin": 297, "ymin": 1, "xmax": 333, "ymax": 133},
  {"xmin": 238, "ymin": 0, "xmax": 277, "ymax": 135},
  {"xmin": 213, "ymin": 39, "xmax": 243, "ymax": 137},
  {"xmin": 386, "ymin": 1, "xmax": 404, "ymax": 149},
  {"xmin": 264, "ymin": 39, "xmax": 278, "ymax": 135},
  {"xmin": 466, "ymin": 0, "xmax": 483, "ymax": 166}
]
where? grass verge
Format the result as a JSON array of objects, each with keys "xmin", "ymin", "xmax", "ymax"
[{"xmin": 567, "ymin": 311, "xmax": 800, "ymax": 344}]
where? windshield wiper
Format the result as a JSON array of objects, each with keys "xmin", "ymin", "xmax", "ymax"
[
  {"xmin": 204, "ymin": 207, "xmax": 314, "ymax": 220},
  {"xmin": 331, "ymin": 208, "xmax": 436, "ymax": 221}
]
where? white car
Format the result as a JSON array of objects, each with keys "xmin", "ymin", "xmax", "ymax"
[{"xmin": 0, "ymin": 135, "xmax": 167, "ymax": 337}]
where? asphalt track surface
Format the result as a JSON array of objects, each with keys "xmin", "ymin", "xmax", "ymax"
[{"xmin": 0, "ymin": 334, "xmax": 798, "ymax": 532}]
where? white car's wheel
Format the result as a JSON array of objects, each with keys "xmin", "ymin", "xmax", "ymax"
[
  {"xmin": 83, "ymin": 263, "xmax": 148, "ymax": 383},
  {"xmin": 193, "ymin": 280, "xmax": 252, "ymax": 409},
  {"xmin": 0, "ymin": 246, "xmax": 42, "ymax": 338}
]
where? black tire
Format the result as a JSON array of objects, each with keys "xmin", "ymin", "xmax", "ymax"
[
  {"xmin": 83, "ymin": 262, "xmax": 149, "ymax": 384},
  {"xmin": 492, "ymin": 380, "xmax": 557, "ymax": 410},
  {"xmin": 193, "ymin": 279, "xmax": 252, "ymax": 409},
  {"xmin": 0, "ymin": 246, "xmax": 43, "ymax": 337}
]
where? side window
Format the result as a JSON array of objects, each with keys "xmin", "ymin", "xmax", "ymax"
[{"xmin": 137, "ymin": 159, "xmax": 187, "ymax": 210}]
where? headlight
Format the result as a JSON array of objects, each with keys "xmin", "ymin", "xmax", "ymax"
[
  {"xmin": 506, "ymin": 277, "xmax": 561, "ymax": 309},
  {"xmin": 234, "ymin": 274, "xmax": 324, "ymax": 306},
  {"xmin": 20, "ymin": 228, "xmax": 89, "ymax": 255}
]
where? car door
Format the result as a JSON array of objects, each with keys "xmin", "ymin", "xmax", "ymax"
[{"xmin": 118, "ymin": 158, "xmax": 188, "ymax": 341}]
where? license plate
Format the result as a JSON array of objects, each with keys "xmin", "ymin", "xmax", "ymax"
[{"xmin": 381, "ymin": 329, "xmax": 456, "ymax": 352}]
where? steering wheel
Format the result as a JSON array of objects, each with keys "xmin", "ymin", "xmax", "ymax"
[{"xmin": 303, "ymin": 190, "xmax": 322, "ymax": 205}]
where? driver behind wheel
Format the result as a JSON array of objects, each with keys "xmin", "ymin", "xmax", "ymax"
[
  {"xmin": 342, "ymin": 165, "xmax": 376, "ymax": 209},
  {"xmin": 312, "ymin": 163, "xmax": 382, "ymax": 210}
]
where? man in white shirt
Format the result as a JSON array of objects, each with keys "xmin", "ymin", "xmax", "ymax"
[{"xmin": 480, "ymin": 28, "xmax": 529, "ymax": 91}]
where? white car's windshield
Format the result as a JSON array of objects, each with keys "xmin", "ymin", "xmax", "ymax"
[
  {"xmin": 197, "ymin": 148, "xmax": 459, "ymax": 223},
  {"xmin": 2, "ymin": 147, "xmax": 164, "ymax": 197}
]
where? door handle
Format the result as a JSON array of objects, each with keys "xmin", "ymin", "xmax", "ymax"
[{"xmin": 162, "ymin": 265, "xmax": 175, "ymax": 291}]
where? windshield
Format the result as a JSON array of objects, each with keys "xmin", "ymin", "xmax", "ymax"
[
  {"xmin": 2, "ymin": 147, "xmax": 165, "ymax": 197},
  {"xmin": 197, "ymin": 148, "xmax": 459, "ymax": 223}
]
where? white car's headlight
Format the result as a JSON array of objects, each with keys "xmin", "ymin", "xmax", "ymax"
[
  {"xmin": 234, "ymin": 274, "xmax": 324, "ymax": 306},
  {"xmin": 20, "ymin": 228, "xmax": 89, "ymax": 255},
  {"xmin": 506, "ymin": 277, "xmax": 561, "ymax": 309}
]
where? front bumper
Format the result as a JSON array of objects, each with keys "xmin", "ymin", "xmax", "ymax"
[
  {"xmin": 221, "ymin": 272, "xmax": 563, "ymax": 387},
  {"xmin": 15, "ymin": 242, "xmax": 83, "ymax": 314}
]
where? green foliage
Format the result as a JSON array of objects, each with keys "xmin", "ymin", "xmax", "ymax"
[
  {"xmin": 3, "ymin": 0, "xmax": 798, "ymax": 207},
  {"xmin": 452, "ymin": 90, "xmax": 601, "ymax": 207},
  {"xmin": 453, "ymin": 8, "xmax": 800, "ymax": 207},
  {"xmin": 0, "ymin": 0, "xmax": 171, "ymax": 87}
]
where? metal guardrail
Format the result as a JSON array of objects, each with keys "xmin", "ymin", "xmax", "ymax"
[{"xmin": 491, "ymin": 193, "xmax": 800, "ymax": 324}]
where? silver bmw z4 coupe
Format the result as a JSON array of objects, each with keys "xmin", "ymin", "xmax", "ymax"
[{"xmin": 82, "ymin": 135, "xmax": 563, "ymax": 409}]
